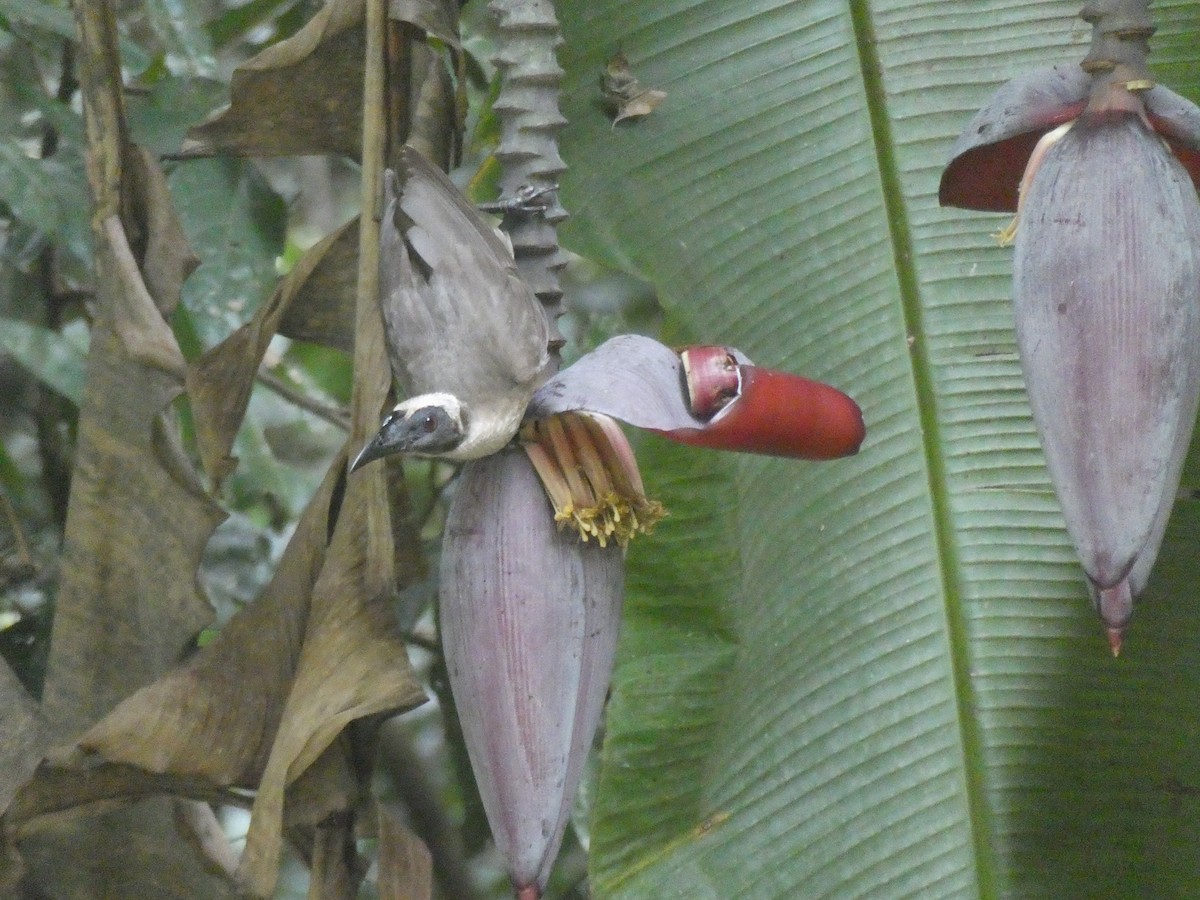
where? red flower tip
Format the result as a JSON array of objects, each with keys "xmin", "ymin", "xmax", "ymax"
[
  {"xmin": 662, "ymin": 364, "xmax": 865, "ymax": 460},
  {"xmin": 1106, "ymin": 627, "xmax": 1125, "ymax": 659},
  {"xmin": 1095, "ymin": 579, "xmax": 1133, "ymax": 659}
]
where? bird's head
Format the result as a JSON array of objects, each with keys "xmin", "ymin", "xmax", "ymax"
[{"xmin": 351, "ymin": 393, "xmax": 466, "ymax": 470}]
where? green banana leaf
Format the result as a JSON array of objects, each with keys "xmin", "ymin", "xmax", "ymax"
[{"xmin": 556, "ymin": 1, "xmax": 1200, "ymax": 897}]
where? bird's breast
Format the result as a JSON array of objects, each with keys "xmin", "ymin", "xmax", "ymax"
[{"xmin": 445, "ymin": 392, "xmax": 532, "ymax": 461}]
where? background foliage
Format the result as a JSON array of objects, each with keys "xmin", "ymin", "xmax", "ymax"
[{"xmin": 1, "ymin": 0, "xmax": 1198, "ymax": 898}]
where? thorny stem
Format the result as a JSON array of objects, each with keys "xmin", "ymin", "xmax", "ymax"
[{"xmin": 487, "ymin": 0, "xmax": 568, "ymax": 355}]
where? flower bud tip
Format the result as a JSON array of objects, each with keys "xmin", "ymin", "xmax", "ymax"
[{"xmin": 1106, "ymin": 626, "xmax": 1124, "ymax": 658}]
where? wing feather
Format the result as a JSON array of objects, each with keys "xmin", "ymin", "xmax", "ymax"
[{"xmin": 378, "ymin": 149, "xmax": 551, "ymax": 405}]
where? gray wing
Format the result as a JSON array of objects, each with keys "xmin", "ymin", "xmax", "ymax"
[{"xmin": 378, "ymin": 147, "xmax": 551, "ymax": 403}]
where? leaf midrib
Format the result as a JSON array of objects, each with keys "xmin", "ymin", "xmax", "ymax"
[{"xmin": 848, "ymin": 2, "xmax": 995, "ymax": 896}]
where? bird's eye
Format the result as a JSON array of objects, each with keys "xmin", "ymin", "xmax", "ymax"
[{"xmin": 422, "ymin": 414, "xmax": 437, "ymax": 433}]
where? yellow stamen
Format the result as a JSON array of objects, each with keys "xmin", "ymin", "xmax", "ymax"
[{"xmin": 521, "ymin": 411, "xmax": 667, "ymax": 548}]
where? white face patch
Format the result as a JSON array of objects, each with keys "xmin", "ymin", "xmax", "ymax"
[{"xmin": 394, "ymin": 392, "xmax": 463, "ymax": 427}]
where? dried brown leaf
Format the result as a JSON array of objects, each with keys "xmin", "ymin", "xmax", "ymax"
[
  {"xmin": 307, "ymin": 813, "xmax": 362, "ymax": 900},
  {"xmin": 10, "ymin": 446, "xmax": 423, "ymax": 897},
  {"xmin": 601, "ymin": 51, "xmax": 666, "ymax": 125},
  {"xmin": 181, "ymin": 0, "xmax": 366, "ymax": 158},
  {"xmin": 377, "ymin": 803, "xmax": 433, "ymax": 900},
  {"xmin": 11, "ymin": 4, "xmax": 237, "ymax": 897},
  {"xmin": 67, "ymin": 459, "xmax": 340, "ymax": 791},
  {"xmin": 100, "ymin": 212, "xmax": 186, "ymax": 375},
  {"xmin": 236, "ymin": 461, "xmax": 426, "ymax": 897},
  {"xmin": 612, "ymin": 88, "xmax": 666, "ymax": 124},
  {"xmin": 7, "ymin": 446, "xmax": 346, "ymax": 818},
  {"xmin": 278, "ymin": 218, "xmax": 360, "ymax": 353},
  {"xmin": 17, "ymin": 802, "xmax": 238, "ymax": 899},
  {"xmin": 6, "ymin": 761, "xmax": 238, "ymax": 839},
  {"xmin": 127, "ymin": 146, "xmax": 200, "ymax": 313},
  {"xmin": 40, "ymin": 313, "xmax": 221, "ymax": 742},
  {"xmin": 0, "ymin": 661, "xmax": 42, "ymax": 815}
]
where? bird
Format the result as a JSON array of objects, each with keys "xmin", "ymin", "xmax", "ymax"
[{"xmin": 351, "ymin": 147, "xmax": 552, "ymax": 470}]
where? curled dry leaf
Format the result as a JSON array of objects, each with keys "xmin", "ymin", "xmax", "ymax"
[
  {"xmin": 8, "ymin": 443, "xmax": 426, "ymax": 898},
  {"xmin": 235, "ymin": 452, "xmax": 427, "ymax": 898},
  {"xmin": 376, "ymin": 803, "xmax": 433, "ymax": 900},
  {"xmin": 0, "ymin": 660, "xmax": 42, "ymax": 817},
  {"xmin": 127, "ymin": 147, "xmax": 201, "ymax": 316},
  {"xmin": 182, "ymin": 0, "xmax": 366, "ymax": 158},
  {"xmin": 389, "ymin": 0, "xmax": 462, "ymax": 47},
  {"xmin": 17, "ymin": 152, "xmax": 231, "ymax": 897},
  {"xmin": 62, "ymin": 461, "xmax": 343, "ymax": 791},
  {"xmin": 306, "ymin": 811, "xmax": 362, "ymax": 899},
  {"xmin": 100, "ymin": 147, "xmax": 195, "ymax": 376},
  {"xmin": 39, "ymin": 171, "xmax": 223, "ymax": 742},
  {"xmin": 277, "ymin": 218, "xmax": 360, "ymax": 353},
  {"xmin": 601, "ymin": 50, "xmax": 666, "ymax": 124}
]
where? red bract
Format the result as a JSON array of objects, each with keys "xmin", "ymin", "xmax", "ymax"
[
  {"xmin": 940, "ymin": 64, "xmax": 1200, "ymax": 212},
  {"xmin": 527, "ymin": 334, "xmax": 865, "ymax": 460},
  {"xmin": 662, "ymin": 357, "xmax": 865, "ymax": 460}
]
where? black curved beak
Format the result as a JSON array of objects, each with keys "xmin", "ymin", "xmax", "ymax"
[
  {"xmin": 350, "ymin": 418, "xmax": 413, "ymax": 472},
  {"xmin": 350, "ymin": 430, "xmax": 392, "ymax": 472}
]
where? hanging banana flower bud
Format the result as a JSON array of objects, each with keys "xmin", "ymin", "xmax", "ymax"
[
  {"xmin": 940, "ymin": 4, "xmax": 1200, "ymax": 653},
  {"xmin": 440, "ymin": 449, "xmax": 624, "ymax": 899}
]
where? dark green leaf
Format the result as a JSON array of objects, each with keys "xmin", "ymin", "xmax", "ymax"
[
  {"xmin": 171, "ymin": 157, "xmax": 285, "ymax": 347},
  {"xmin": 0, "ymin": 317, "xmax": 87, "ymax": 404},
  {"xmin": 205, "ymin": 0, "xmax": 300, "ymax": 50},
  {"xmin": 140, "ymin": 0, "xmax": 215, "ymax": 77},
  {"xmin": 0, "ymin": 139, "xmax": 91, "ymax": 281},
  {"xmin": 126, "ymin": 75, "xmax": 230, "ymax": 157}
]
